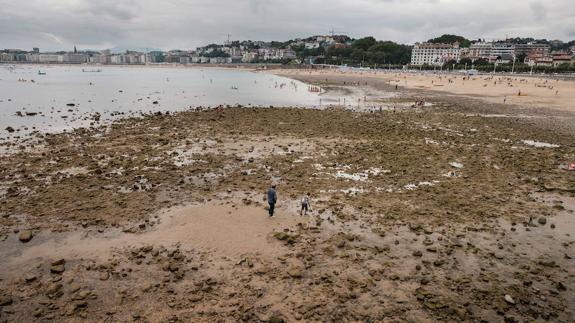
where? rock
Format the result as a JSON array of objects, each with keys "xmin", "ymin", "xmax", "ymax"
[
  {"xmin": 33, "ymin": 307, "xmax": 43, "ymax": 317},
  {"xmin": 99, "ymin": 272, "xmax": 110, "ymax": 281},
  {"xmin": 538, "ymin": 217, "xmax": 547, "ymax": 225},
  {"xmin": 273, "ymin": 232, "xmax": 297, "ymax": 244},
  {"xmin": 69, "ymin": 283, "xmax": 81, "ymax": 293},
  {"xmin": 433, "ymin": 259, "xmax": 444, "ymax": 267},
  {"xmin": 64, "ymin": 301, "xmax": 86, "ymax": 316},
  {"xmin": 51, "ymin": 264, "xmax": 66, "ymax": 274},
  {"xmin": 422, "ymin": 238, "xmax": 433, "ymax": 246},
  {"xmin": 287, "ymin": 267, "xmax": 303, "ymax": 278},
  {"xmin": 538, "ymin": 260, "xmax": 556, "ymax": 267},
  {"xmin": 142, "ymin": 283, "xmax": 153, "ymax": 292},
  {"xmin": 409, "ymin": 223, "xmax": 423, "ymax": 231},
  {"xmin": 18, "ymin": 230, "xmax": 33, "ymax": 243},
  {"xmin": 0, "ymin": 296, "xmax": 13, "ymax": 306},
  {"xmin": 52, "ymin": 259, "xmax": 66, "ymax": 266},
  {"xmin": 5, "ymin": 126, "xmax": 15, "ymax": 133},
  {"xmin": 25, "ymin": 274, "xmax": 37, "ymax": 282},
  {"xmin": 412, "ymin": 250, "xmax": 423, "ymax": 257},
  {"xmin": 504, "ymin": 294, "xmax": 515, "ymax": 305},
  {"xmin": 556, "ymin": 282, "xmax": 567, "ymax": 291},
  {"xmin": 45, "ymin": 283, "xmax": 63, "ymax": 298},
  {"xmin": 72, "ymin": 290, "xmax": 90, "ymax": 301},
  {"xmin": 550, "ymin": 223, "xmax": 555, "ymax": 229},
  {"xmin": 168, "ymin": 262, "xmax": 179, "ymax": 272},
  {"xmin": 268, "ymin": 316, "xmax": 285, "ymax": 323}
]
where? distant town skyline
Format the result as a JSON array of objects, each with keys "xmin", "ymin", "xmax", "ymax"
[{"xmin": 1, "ymin": 0, "xmax": 574, "ymax": 51}]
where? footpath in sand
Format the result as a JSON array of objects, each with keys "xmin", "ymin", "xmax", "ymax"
[{"xmin": 0, "ymin": 78, "xmax": 574, "ymax": 322}]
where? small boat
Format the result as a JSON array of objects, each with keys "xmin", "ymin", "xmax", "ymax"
[
  {"xmin": 231, "ymin": 86, "xmax": 239, "ymax": 90},
  {"xmin": 82, "ymin": 69, "xmax": 101, "ymax": 73},
  {"xmin": 38, "ymin": 71, "xmax": 46, "ymax": 75}
]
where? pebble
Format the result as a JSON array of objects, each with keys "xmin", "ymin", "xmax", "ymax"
[
  {"xmin": 25, "ymin": 274, "xmax": 37, "ymax": 282},
  {"xmin": 287, "ymin": 267, "xmax": 303, "ymax": 278},
  {"xmin": 504, "ymin": 294, "xmax": 515, "ymax": 305},
  {"xmin": 51, "ymin": 264, "xmax": 66, "ymax": 274},
  {"xmin": 538, "ymin": 217, "xmax": 547, "ymax": 225},
  {"xmin": 19, "ymin": 230, "xmax": 33, "ymax": 243},
  {"xmin": 100, "ymin": 272, "xmax": 110, "ymax": 281},
  {"xmin": 268, "ymin": 316, "xmax": 286, "ymax": 323}
]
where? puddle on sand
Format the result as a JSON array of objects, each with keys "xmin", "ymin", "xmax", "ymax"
[{"xmin": 0, "ymin": 201, "xmax": 302, "ymax": 277}]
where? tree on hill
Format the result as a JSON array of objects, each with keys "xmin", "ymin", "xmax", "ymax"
[
  {"xmin": 428, "ymin": 34, "xmax": 471, "ymax": 47},
  {"xmin": 325, "ymin": 38, "xmax": 411, "ymax": 66},
  {"xmin": 352, "ymin": 37, "xmax": 377, "ymax": 51}
]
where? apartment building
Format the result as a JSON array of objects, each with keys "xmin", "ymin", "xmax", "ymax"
[{"xmin": 410, "ymin": 42, "xmax": 461, "ymax": 66}]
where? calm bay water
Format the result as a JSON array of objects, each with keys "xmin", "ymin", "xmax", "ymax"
[{"xmin": 0, "ymin": 65, "xmax": 322, "ymax": 139}]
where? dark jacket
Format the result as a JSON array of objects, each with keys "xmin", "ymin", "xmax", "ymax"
[{"xmin": 267, "ymin": 188, "xmax": 277, "ymax": 204}]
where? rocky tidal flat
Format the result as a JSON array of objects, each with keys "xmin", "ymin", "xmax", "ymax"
[{"xmin": 0, "ymin": 88, "xmax": 574, "ymax": 321}]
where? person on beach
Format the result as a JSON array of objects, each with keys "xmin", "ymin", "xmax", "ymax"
[
  {"xmin": 267, "ymin": 185, "xmax": 277, "ymax": 217},
  {"xmin": 300, "ymin": 193, "xmax": 311, "ymax": 216}
]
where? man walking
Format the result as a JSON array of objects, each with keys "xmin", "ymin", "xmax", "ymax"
[
  {"xmin": 300, "ymin": 192, "xmax": 311, "ymax": 216},
  {"xmin": 267, "ymin": 185, "xmax": 277, "ymax": 217}
]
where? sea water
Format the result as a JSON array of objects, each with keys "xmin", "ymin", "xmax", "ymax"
[{"xmin": 0, "ymin": 65, "xmax": 323, "ymax": 139}]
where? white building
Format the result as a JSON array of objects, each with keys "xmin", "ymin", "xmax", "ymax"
[
  {"xmin": 38, "ymin": 54, "xmax": 64, "ymax": 63},
  {"xmin": 109, "ymin": 54, "xmax": 124, "ymax": 64},
  {"xmin": 63, "ymin": 53, "xmax": 87, "ymax": 64},
  {"xmin": 467, "ymin": 42, "xmax": 543, "ymax": 62},
  {"xmin": 468, "ymin": 42, "xmax": 493, "ymax": 60},
  {"xmin": 410, "ymin": 43, "xmax": 461, "ymax": 66},
  {"xmin": 242, "ymin": 52, "xmax": 258, "ymax": 63},
  {"xmin": 304, "ymin": 42, "xmax": 320, "ymax": 49}
]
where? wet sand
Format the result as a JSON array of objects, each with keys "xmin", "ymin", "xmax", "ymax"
[{"xmin": 0, "ymin": 74, "xmax": 574, "ymax": 322}]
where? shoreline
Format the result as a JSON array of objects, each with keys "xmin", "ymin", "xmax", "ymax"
[{"xmin": 271, "ymin": 68, "xmax": 575, "ymax": 113}]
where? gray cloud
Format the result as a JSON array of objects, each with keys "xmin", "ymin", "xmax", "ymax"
[
  {"xmin": 83, "ymin": 1, "xmax": 141, "ymax": 20},
  {"xmin": 0, "ymin": 0, "xmax": 573, "ymax": 51},
  {"xmin": 530, "ymin": 1, "xmax": 548, "ymax": 21}
]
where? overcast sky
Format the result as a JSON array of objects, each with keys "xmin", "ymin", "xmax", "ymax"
[{"xmin": 1, "ymin": 0, "xmax": 574, "ymax": 51}]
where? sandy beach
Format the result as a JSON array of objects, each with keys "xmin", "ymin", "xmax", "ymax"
[
  {"xmin": 0, "ymin": 69, "xmax": 574, "ymax": 322},
  {"xmin": 274, "ymin": 68, "xmax": 575, "ymax": 113}
]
